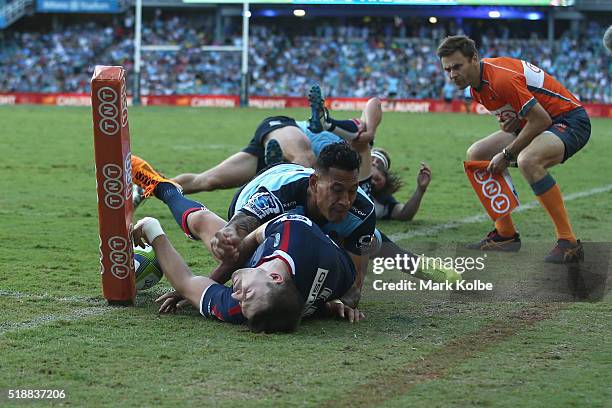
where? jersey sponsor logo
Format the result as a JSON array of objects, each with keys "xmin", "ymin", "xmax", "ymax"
[
  {"xmin": 302, "ymin": 268, "xmax": 332, "ymax": 317},
  {"xmin": 275, "ymin": 213, "xmax": 312, "ymax": 226},
  {"xmin": 521, "ymin": 60, "xmax": 545, "ymax": 88},
  {"xmin": 525, "ymin": 61, "xmax": 542, "ymax": 73},
  {"xmin": 499, "ymin": 110, "xmax": 517, "ymax": 121},
  {"xmin": 357, "ymin": 234, "xmax": 375, "ymax": 253},
  {"xmin": 552, "ymin": 123, "xmax": 568, "ymax": 133},
  {"xmin": 273, "ymin": 233, "xmax": 281, "ymax": 247},
  {"xmin": 244, "ymin": 191, "xmax": 282, "ymax": 220},
  {"xmin": 283, "ymin": 201, "xmax": 297, "ymax": 209},
  {"xmin": 491, "ymin": 104, "xmax": 517, "ymax": 122},
  {"xmin": 351, "ymin": 207, "xmax": 368, "ymax": 218}
]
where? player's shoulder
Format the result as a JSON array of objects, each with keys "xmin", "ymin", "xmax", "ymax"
[
  {"xmin": 256, "ymin": 163, "xmax": 313, "ymax": 188},
  {"xmin": 482, "ymin": 57, "xmax": 523, "ymax": 78},
  {"xmin": 350, "ymin": 187, "xmax": 375, "ymax": 221},
  {"xmin": 270, "ymin": 213, "xmax": 316, "ymax": 230}
]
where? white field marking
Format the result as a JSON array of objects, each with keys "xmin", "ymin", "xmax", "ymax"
[
  {"xmin": 389, "ymin": 184, "xmax": 612, "ymax": 241},
  {"xmin": 0, "ymin": 308, "xmax": 114, "ymax": 336},
  {"xmin": 0, "ymin": 290, "xmax": 117, "ymax": 336},
  {"xmin": 0, "ymin": 290, "xmax": 105, "ymax": 305}
]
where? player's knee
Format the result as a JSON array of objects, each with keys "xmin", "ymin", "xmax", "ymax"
[
  {"xmin": 466, "ymin": 142, "xmax": 486, "ymax": 160},
  {"xmin": 294, "ymin": 151, "xmax": 316, "ymax": 168},
  {"xmin": 516, "ymin": 153, "xmax": 540, "ymax": 174},
  {"xmin": 194, "ymin": 174, "xmax": 218, "ymax": 191},
  {"xmin": 367, "ymin": 97, "xmax": 382, "ymax": 111}
]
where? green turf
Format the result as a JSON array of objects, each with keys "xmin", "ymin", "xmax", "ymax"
[{"xmin": 0, "ymin": 105, "xmax": 610, "ymax": 407}]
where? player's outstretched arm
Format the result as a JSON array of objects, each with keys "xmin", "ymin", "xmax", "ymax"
[
  {"xmin": 133, "ymin": 217, "xmax": 215, "ymax": 309},
  {"xmin": 391, "ymin": 163, "xmax": 431, "ymax": 221}
]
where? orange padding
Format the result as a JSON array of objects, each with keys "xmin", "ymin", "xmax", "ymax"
[{"xmin": 464, "ymin": 161, "xmax": 520, "ymax": 221}]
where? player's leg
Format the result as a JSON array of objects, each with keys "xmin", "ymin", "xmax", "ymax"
[
  {"xmin": 516, "ymin": 129, "xmax": 585, "ymax": 263},
  {"xmin": 351, "ymin": 97, "xmax": 383, "ymax": 182},
  {"xmin": 263, "ymin": 126, "xmax": 316, "ymax": 168},
  {"xmin": 466, "ymin": 130, "xmax": 516, "ymax": 161},
  {"xmin": 172, "ymin": 151, "xmax": 259, "ymax": 194},
  {"xmin": 351, "ymin": 139, "xmax": 373, "ymax": 183},
  {"xmin": 132, "ymin": 156, "xmax": 227, "ymax": 253},
  {"xmin": 308, "ymin": 84, "xmax": 363, "ymax": 140},
  {"xmin": 466, "ymin": 130, "xmax": 521, "ymax": 250}
]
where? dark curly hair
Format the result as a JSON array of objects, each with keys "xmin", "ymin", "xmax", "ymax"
[
  {"xmin": 375, "ymin": 168, "xmax": 404, "ymax": 197},
  {"xmin": 316, "ymin": 142, "xmax": 361, "ymax": 174}
]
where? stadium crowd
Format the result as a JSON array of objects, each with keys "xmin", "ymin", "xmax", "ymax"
[{"xmin": 0, "ymin": 15, "xmax": 609, "ymax": 103}]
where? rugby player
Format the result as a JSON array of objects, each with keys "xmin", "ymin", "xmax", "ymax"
[
  {"xmin": 131, "ymin": 175, "xmax": 365, "ymax": 334},
  {"xmin": 171, "ymin": 86, "xmax": 378, "ymax": 194},
  {"xmin": 370, "ymin": 148, "xmax": 431, "ymax": 222},
  {"xmin": 437, "ymin": 35, "xmax": 590, "ymax": 263},
  {"xmin": 210, "ymin": 142, "xmax": 376, "ymax": 308}
]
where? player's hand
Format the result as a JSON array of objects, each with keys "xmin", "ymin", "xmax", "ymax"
[
  {"xmin": 156, "ymin": 291, "xmax": 190, "ymax": 314},
  {"xmin": 487, "ymin": 152, "xmax": 509, "ymax": 174},
  {"xmin": 354, "ymin": 121, "xmax": 374, "ymax": 144},
  {"xmin": 132, "ymin": 217, "xmax": 159, "ymax": 247},
  {"xmin": 416, "ymin": 162, "xmax": 432, "ymax": 192},
  {"xmin": 339, "ymin": 286, "xmax": 361, "ymax": 309},
  {"xmin": 325, "ymin": 300, "xmax": 365, "ymax": 323},
  {"xmin": 499, "ymin": 117, "xmax": 521, "ymax": 133},
  {"xmin": 211, "ymin": 227, "xmax": 241, "ymax": 262}
]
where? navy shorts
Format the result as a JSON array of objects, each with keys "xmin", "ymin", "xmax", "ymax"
[
  {"xmin": 547, "ymin": 107, "xmax": 591, "ymax": 163},
  {"xmin": 242, "ymin": 116, "xmax": 299, "ymax": 172}
]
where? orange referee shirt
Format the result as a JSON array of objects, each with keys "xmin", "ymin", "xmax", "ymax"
[{"xmin": 471, "ymin": 57, "xmax": 582, "ymax": 125}]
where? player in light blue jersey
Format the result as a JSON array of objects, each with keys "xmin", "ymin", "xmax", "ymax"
[{"xmin": 170, "ymin": 86, "xmax": 380, "ymax": 195}]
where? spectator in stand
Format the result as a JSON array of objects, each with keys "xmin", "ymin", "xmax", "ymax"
[{"xmin": 0, "ymin": 16, "xmax": 609, "ymax": 104}]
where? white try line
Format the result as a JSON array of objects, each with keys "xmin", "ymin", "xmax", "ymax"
[
  {"xmin": 389, "ymin": 184, "xmax": 612, "ymax": 242},
  {"xmin": 0, "ymin": 290, "xmax": 106, "ymax": 305},
  {"xmin": 0, "ymin": 308, "xmax": 114, "ymax": 336},
  {"xmin": 0, "ymin": 290, "xmax": 116, "ymax": 336}
]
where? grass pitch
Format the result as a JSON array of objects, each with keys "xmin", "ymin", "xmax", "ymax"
[{"xmin": 0, "ymin": 105, "xmax": 611, "ymax": 407}]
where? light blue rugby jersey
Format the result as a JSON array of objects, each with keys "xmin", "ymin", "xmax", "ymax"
[
  {"xmin": 295, "ymin": 121, "xmax": 344, "ymax": 158},
  {"xmin": 231, "ymin": 163, "xmax": 376, "ymax": 256}
]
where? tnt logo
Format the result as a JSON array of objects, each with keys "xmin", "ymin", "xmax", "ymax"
[
  {"xmin": 97, "ymin": 86, "xmax": 120, "ymax": 136},
  {"xmin": 100, "ymin": 235, "xmax": 132, "ymax": 280},
  {"xmin": 473, "ymin": 169, "xmax": 511, "ymax": 215},
  {"xmin": 101, "ymin": 164, "xmax": 125, "ymax": 209}
]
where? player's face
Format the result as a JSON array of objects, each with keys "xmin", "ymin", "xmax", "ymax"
[
  {"xmin": 370, "ymin": 165, "xmax": 386, "ymax": 194},
  {"xmin": 441, "ymin": 51, "xmax": 478, "ymax": 90},
  {"xmin": 231, "ymin": 267, "xmax": 282, "ymax": 319},
  {"xmin": 313, "ymin": 167, "xmax": 359, "ymax": 223},
  {"xmin": 371, "ymin": 155, "xmax": 385, "ymax": 171}
]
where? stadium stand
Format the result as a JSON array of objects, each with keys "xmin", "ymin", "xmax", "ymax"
[{"xmin": 0, "ymin": 14, "xmax": 609, "ymax": 103}]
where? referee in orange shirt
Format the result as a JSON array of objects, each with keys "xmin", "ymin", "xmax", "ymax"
[{"xmin": 437, "ymin": 35, "xmax": 591, "ymax": 263}]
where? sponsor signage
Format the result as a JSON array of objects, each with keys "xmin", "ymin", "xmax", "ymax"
[
  {"xmin": 37, "ymin": 0, "xmax": 120, "ymax": 13},
  {"xmin": 1, "ymin": 92, "xmax": 610, "ymax": 118}
]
